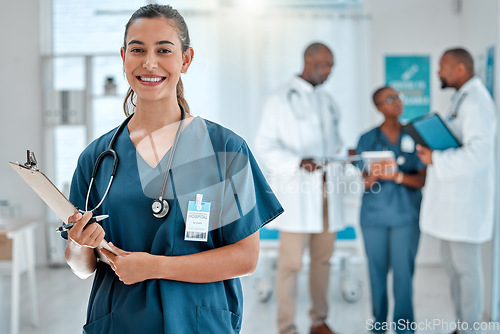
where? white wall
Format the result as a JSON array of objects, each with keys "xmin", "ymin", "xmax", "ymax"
[
  {"xmin": 0, "ymin": 1, "xmax": 45, "ymax": 261},
  {"xmin": 365, "ymin": 0, "xmax": 462, "ymax": 125},
  {"xmin": 183, "ymin": 8, "xmax": 371, "ymax": 151}
]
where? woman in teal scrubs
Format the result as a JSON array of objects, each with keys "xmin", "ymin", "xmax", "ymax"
[
  {"xmin": 356, "ymin": 86, "xmax": 426, "ymax": 334},
  {"xmin": 63, "ymin": 4, "xmax": 283, "ymax": 333}
]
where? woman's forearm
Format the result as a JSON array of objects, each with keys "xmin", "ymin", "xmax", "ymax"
[
  {"xmin": 150, "ymin": 231, "xmax": 260, "ymax": 283},
  {"xmin": 399, "ymin": 170, "xmax": 426, "ymax": 189}
]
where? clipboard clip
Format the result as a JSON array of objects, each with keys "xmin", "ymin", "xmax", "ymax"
[{"xmin": 24, "ymin": 150, "xmax": 39, "ymax": 171}]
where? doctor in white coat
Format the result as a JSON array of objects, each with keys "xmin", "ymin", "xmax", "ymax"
[
  {"xmin": 417, "ymin": 48, "xmax": 496, "ymax": 334},
  {"xmin": 256, "ymin": 43, "xmax": 345, "ymax": 334}
]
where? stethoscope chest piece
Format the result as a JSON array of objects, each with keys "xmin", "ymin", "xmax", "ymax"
[
  {"xmin": 152, "ymin": 199, "xmax": 169, "ymax": 219},
  {"xmin": 396, "ymin": 155, "xmax": 406, "ymax": 166}
]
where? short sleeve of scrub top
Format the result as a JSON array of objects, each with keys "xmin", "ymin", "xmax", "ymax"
[
  {"xmin": 355, "ymin": 127, "xmax": 425, "ymax": 228},
  {"xmin": 65, "ymin": 116, "xmax": 283, "ymax": 334}
]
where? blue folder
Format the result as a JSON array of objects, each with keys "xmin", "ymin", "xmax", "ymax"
[{"xmin": 403, "ymin": 113, "xmax": 461, "ymax": 150}]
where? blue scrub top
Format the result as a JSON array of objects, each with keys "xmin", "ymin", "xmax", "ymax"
[
  {"xmin": 66, "ymin": 116, "xmax": 283, "ymax": 334},
  {"xmin": 356, "ymin": 127, "xmax": 425, "ymax": 228}
]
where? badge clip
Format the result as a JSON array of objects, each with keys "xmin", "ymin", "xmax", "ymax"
[{"xmin": 195, "ymin": 194, "xmax": 203, "ymax": 211}]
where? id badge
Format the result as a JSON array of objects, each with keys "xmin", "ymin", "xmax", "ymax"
[
  {"xmin": 401, "ymin": 134, "xmax": 415, "ymax": 153},
  {"xmin": 185, "ymin": 195, "xmax": 210, "ymax": 242}
]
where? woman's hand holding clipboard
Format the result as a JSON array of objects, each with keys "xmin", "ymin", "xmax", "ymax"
[{"xmin": 8, "ymin": 153, "xmax": 117, "ymax": 264}]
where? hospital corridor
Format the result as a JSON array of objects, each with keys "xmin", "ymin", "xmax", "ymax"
[{"xmin": 1, "ymin": 0, "xmax": 500, "ymax": 334}]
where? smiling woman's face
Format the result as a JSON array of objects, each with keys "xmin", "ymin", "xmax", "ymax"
[{"xmin": 120, "ymin": 17, "xmax": 192, "ymax": 105}]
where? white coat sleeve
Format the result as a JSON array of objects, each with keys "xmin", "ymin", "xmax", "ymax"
[
  {"xmin": 432, "ymin": 98, "xmax": 496, "ymax": 180},
  {"xmin": 255, "ymin": 95, "xmax": 301, "ymax": 181}
]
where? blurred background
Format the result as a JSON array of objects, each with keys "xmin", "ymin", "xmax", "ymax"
[{"xmin": 0, "ymin": 0, "xmax": 499, "ymax": 333}]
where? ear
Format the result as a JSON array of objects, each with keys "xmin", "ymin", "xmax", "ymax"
[
  {"xmin": 456, "ymin": 62, "xmax": 467, "ymax": 76},
  {"xmin": 181, "ymin": 47, "xmax": 194, "ymax": 73},
  {"xmin": 120, "ymin": 47, "xmax": 125, "ymax": 63}
]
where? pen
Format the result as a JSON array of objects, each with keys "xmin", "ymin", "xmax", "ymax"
[{"xmin": 55, "ymin": 215, "xmax": 109, "ymax": 232}]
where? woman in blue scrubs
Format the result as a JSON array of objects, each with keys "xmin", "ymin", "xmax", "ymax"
[
  {"xmin": 356, "ymin": 86, "xmax": 426, "ymax": 334},
  {"xmin": 63, "ymin": 4, "xmax": 283, "ymax": 333}
]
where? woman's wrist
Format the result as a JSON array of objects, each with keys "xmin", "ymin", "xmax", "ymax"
[
  {"xmin": 150, "ymin": 254, "xmax": 173, "ymax": 280},
  {"xmin": 395, "ymin": 171, "xmax": 404, "ymax": 184}
]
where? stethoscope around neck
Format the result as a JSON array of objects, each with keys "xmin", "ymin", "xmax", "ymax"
[
  {"xmin": 85, "ymin": 105, "xmax": 186, "ymax": 219},
  {"xmin": 371, "ymin": 126, "xmax": 406, "ymax": 166}
]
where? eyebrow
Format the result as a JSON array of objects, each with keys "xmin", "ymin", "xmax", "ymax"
[{"xmin": 127, "ymin": 40, "xmax": 175, "ymax": 46}]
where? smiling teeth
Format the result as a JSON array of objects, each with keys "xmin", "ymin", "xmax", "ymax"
[{"xmin": 140, "ymin": 77, "xmax": 163, "ymax": 82}]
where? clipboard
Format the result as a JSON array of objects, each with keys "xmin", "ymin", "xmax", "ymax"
[
  {"xmin": 403, "ymin": 113, "xmax": 462, "ymax": 150},
  {"xmin": 8, "ymin": 156, "xmax": 116, "ymax": 264}
]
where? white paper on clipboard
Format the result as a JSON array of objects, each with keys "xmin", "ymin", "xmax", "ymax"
[{"xmin": 8, "ymin": 161, "xmax": 117, "ymax": 263}]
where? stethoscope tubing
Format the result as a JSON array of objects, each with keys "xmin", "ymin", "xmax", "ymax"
[
  {"xmin": 85, "ymin": 106, "xmax": 185, "ymax": 214},
  {"xmin": 158, "ymin": 109, "xmax": 185, "ymax": 201},
  {"xmin": 85, "ymin": 114, "xmax": 133, "ymax": 213}
]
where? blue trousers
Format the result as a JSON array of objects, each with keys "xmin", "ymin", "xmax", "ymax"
[{"xmin": 362, "ymin": 224, "xmax": 420, "ymax": 334}]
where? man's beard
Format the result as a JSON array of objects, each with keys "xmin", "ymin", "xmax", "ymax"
[{"xmin": 440, "ymin": 78, "xmax": 448, "ymax": 89}]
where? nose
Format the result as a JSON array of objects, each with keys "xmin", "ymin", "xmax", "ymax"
[
  {"xmin": 324, "ymin": 66, "xmax": 332, "ymax": 77},
  {"xmin": 143, "ymin": 54, "xmax": 158, "ymax": 70}
]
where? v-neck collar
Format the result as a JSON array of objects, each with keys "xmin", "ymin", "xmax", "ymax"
[
  {"xmin": 125, "ymin": 116, "xmax": 199, "ymax": 170},
  {"xmin": 378, "ymin": 126, "xmax": 402, "ymax": 148}
]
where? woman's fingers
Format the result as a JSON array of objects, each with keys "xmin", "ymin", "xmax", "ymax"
[
  {"xmin": 86, "ymin": 226, "xmax": 106, "ymax": 248},
  {"xmin": 108, "ymin": 242, "xmax": 129, "ymax": 256},
  {"xmin": 67, "ymin": 212, "xmax": 82, "ymax": 224},
  {"xmin": 100, "ymin": 247, "xmax": 114, "ymax": 259},
  {"xmin": 68, "ymin": 211, "xmax": 92, "ymax": 239},
  {"xmin": 101, "ymin": 247, "xmax": 119, "ymax": 270},
  {"xmin": 68, "ymin": 212, "xmax": 105, "ymax": 249},
  {"xmin": 109, "ymin": 260, "xmax": 116, "ymax": 272}
]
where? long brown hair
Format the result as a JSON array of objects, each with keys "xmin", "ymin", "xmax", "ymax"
[{"xmin": 122, "ymin": 4, "xmax": 191, "ymax": 116}]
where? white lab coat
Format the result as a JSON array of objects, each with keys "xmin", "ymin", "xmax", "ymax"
[
  {"xmin": 420, "ymin": 77, "xmax": 497, "ymax": 243},
  {"xmin": 255, "ymin": 76, "xmax": 346, "ymax": 233}
]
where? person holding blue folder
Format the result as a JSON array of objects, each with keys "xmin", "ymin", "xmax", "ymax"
[
  {"xmin": 417, "ymin": 48, "xmax": 497, "ymax": 334},
  {"xmin": 356, "ymin": 86, "xmax": 426, "ymax": 334}
]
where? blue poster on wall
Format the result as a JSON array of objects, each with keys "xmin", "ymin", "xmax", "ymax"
[
  {"xmin": 485, "ymin": 46, "xmax": 495, "ymax": 99},
  {"xmin": 385, "ymin": 55, "xmax": 431, "ymax": 122}
]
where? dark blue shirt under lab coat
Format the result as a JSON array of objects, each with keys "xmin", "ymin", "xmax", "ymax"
[
  {"xmin": 356, "ymin": 127, "xmax": 426, "ymax": 228},
  {"xmin": 66, "ymin": 117, "xmax": 283, "ymax": 334}
]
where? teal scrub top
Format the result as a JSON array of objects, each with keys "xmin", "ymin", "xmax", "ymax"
[
  {"xmin": 356, "ymin": 127, "xmax": 425, "ymax": 228},
  {"xmin": 67, "ymin": 116, "xmax": 283, "ymax": 334}
]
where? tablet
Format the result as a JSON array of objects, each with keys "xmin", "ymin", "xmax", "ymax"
[{"xmin": 360, "ymin": 151, "xmax": 397, "ymax": 173}]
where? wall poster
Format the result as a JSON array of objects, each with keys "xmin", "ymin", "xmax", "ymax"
[{"xmin": 385, "ymin": 55, "xmax": 431, "ymax": 122}]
